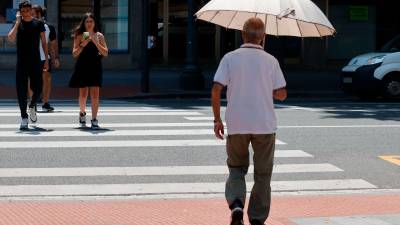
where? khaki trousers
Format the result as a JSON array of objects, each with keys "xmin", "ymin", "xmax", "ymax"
[{"xmin": 225, "ymin": 134, "xmax": 276, "ymax": 223}]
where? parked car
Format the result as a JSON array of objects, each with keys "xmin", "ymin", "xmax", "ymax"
[{"xmin": 341, "ymin": 35, "xmax": 400, "ymax": 99}]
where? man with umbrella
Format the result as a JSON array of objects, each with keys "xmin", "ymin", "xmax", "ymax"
[{"xmin": 212, "ymin": 18, "xmax": 287, "ymax": 225}]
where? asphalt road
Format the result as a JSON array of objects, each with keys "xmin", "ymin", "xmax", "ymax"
[{"xmin": 0, "ymin": 99, "xmax": 399, "ymax": 199}]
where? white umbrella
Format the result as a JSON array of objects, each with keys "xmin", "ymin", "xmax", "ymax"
[{"xmin": 195, "ymin": 0, "xmax": 335, "ymax": 37}]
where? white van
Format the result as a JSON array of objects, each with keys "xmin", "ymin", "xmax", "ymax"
[{"xmin": 341, "ymin": 35, "xmax": 400, "ymax": 99}]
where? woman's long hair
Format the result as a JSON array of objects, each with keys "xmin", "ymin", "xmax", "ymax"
[{"xmin": 73, "ymin": 12, "xmax": 99, "ymax": 37}]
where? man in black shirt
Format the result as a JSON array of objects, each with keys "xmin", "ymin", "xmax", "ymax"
[{"xmin": 7, "ymin": 1, "xmax": 49, "ymax": 130}]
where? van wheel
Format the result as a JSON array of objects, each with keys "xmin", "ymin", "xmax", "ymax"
[{"xmin": 383, "ymin": 77, "xmax": 400, "ymax": 99}]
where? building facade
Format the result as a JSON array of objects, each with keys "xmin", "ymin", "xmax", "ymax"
[{"xmin": 0, "ymin": 0, "xmax": 399, "ymax": 70}]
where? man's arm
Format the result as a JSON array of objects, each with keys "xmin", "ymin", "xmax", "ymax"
[
  {"xmin": 7, "ymin": 13, "xmax": 21, "ymax": 42},
  {"xmin": 50, "ymin": 40, "xmax": 60, "ymax": 68},
  {"xmin": 40, "ymin": 32, "xmax": 49, "ymax": 71},
  {"xmin": 212, "ymin": 83, "xmax": 225, "ymax": 140},
  {"xmin": 273, "ymin": 87, "xmax": 287, "ymax": 101},
  {"xmin": 49, "ymin": 25, "xmax": 60, "ymax": 68}
]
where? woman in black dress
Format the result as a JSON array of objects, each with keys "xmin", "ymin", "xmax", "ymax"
[{"xmin": 69, "ymin": 13, "xmax": 108, "ymax": 129}]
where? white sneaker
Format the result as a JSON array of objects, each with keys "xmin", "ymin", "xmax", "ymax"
[
  {"xmin": 20, "ymin": 118, "xmax": 29, "ymax": 130},
  {"xmin": 29, "ymin": 106, "xmax": 37, "ymax": 123},
  {"xmin": 91, "ymin": 119, "xmax": 100, "ymax": 130},
  {"xmin": 79, "ymin": 112, "xmax": 87, "ymax": 126}
]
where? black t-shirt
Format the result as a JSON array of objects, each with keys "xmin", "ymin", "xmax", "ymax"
[{"xmin": 16, "ymin": 18, "xmax": 45, "ymax": 65}]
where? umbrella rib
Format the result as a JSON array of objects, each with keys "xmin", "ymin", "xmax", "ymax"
[
  {"xmin": 296, "ymin": 20, "xmax": 303, "ymax": 37},
  {"xmin": 315, "ymin": 23, "xmax": 323, "ymax": 37},
  {"xmin": 227, "ymin": 11, "xmax": 238, "ymax": 29},
  {"xmin": 208, "ymin": 11, "xmax": 220, "ymax": 23}
]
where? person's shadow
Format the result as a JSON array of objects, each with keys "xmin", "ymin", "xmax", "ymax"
[
  {"xmin": 74, "ymin": 126, "xmax": 113, "ymax": 134},
  {"xmin": 18, "ymin": 126, "xmax": 54, "ymax": 134}
]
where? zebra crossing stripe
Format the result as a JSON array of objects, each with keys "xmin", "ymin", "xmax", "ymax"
[
  {"xmin": 0, "ymin": 123, "xmax": 215, "ymax": 129},
  {"xmin": 0, "ymin": 130, "xmax": 285, "ymax": 143},
  {"xmin": 0, "ymin": 109, "xmax": 199, "ymax": 113},
  {"xmin": 185, "ymin": 117, "xmax": 214, "ymax": 121},
  {"xmin": 0, "ymin": 112, "xmax": 203, "ymax": 116},
  {"xmin": 0, "ymin": 139, "xmax": 287, "ymax": 149},
  {"xmin": 0, "ymin": 179, "xmax": 377, "ymax": 197},
  {"xmin": 0, "ymin": 164, "xmax": 338, "ymax": 177},
  {"xmin": 0, "ymin": 139, "xmax": 287, "ymax": 148},
  {"xmin": 2, "ymin": 123, "xmax": 400, "ymax": 129},
  {"xmin": 0, "ymin": 129, "xmax": 218, "ymax": 137}
]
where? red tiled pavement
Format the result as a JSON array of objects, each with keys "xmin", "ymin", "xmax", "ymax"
[{"xmin": 0, "ymin": 194, "xmax": 400, "ymax": 225}]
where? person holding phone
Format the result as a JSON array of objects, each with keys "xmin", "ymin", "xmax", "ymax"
[
  {"xmin": 69, "ymin": 12, "xmax": 108, "ymax": 129},
  {"xmin": 7, "ymin": 1, "xmax": 49, "ymax": 130}
]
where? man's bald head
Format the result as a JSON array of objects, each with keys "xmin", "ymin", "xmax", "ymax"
[{"xmin": 242, "ymin": 18, "xmax": 265, "ymax": 45}]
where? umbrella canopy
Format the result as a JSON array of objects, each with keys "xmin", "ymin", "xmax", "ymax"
[{"xmin": 195, "ymin": 0, "xmax": 335, "ymax": 37}]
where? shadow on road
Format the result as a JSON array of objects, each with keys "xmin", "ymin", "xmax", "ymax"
[
  {"xmin": 18, "ymin": 126, "xmax": 54, "ymax": 134},
  {"xmin": 116, "ymin": 98, "xmax": 400, "ymax": 122}
]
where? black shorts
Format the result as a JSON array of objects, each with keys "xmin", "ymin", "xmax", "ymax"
[{"xmin": 41, "ymin": 60, "xmax": 52, "ymax": 73}]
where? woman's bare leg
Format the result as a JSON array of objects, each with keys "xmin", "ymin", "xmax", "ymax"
[
  {"xmin": 90, "ymin": 87, "xmax": 100, "ymax": 119},
  {"xmin": 79, "ymin": 87, "xmax": 89, "ymax": 114}
]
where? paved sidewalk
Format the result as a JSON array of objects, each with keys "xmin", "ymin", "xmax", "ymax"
[{"xmin": 0, "ymin": 193, "xmax": 399, "ymax": 225}]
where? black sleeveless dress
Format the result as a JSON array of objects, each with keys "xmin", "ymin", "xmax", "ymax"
[{"xmin": 69, "ymin": 41, "xmax": 103, "ymax": 88}]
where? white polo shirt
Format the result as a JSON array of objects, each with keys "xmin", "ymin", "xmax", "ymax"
[
  {"xmin": 39, "ymin": 23, "xmax": 57, "ymax": 61},
  {"xmin": 214, "ymin": 43, "xmax": 286, "ymax": 135}
]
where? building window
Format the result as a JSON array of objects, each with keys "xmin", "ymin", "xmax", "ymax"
[
  {"xmin": 60, "ymin": 0, "xmax": 129, "ymax": 53},
  {"xmin": 0, "ymin": 0, "xmax": 45, "ymax": 52},
  {"xmin": 0, "ymin": 0, "xmax": 16, "ymax": 52},
  {"xmin": 100, "ymin": 0, "xmax": 129, "ymax": 52},
  {"xmin": 60, "ymin": 0, "xmax": 93, "ymax": 52}
]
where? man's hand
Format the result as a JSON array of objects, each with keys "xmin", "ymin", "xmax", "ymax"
[
  {"xmin": 52, "ymin": 58, "xmax": 61, "ymax": 69},
  {"xmin": 43, "ymin": 59, "xmax": 49, "ymax": 72},
  {"xmin": 214, "ymin": 120, "xmax": 225, "ymax": 140},
  {"xmin": 273, "ymin": 87, "xmax": 287, "ymax": 101},
  {"xmin": 16, "ymin": 11, "xmax": 22, "ymax": 24}
]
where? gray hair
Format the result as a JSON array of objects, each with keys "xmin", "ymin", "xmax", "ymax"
[{"xmin": 242, "ymin": 18, "xmax": 265, "ymax": 43}]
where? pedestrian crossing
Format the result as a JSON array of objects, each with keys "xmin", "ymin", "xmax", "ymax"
[{"xmin": 0, "ymin": 101, "xmax": 377, "ymax": 198}]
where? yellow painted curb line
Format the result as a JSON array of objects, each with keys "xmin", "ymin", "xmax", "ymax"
[{"xmin": 379, "ymin": 155, "xmax": 400, "ymax": 166}]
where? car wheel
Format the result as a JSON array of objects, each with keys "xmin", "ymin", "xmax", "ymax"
[{"xmin": 383, "ymin": 77, "xmax": 400, "ymax": 100}]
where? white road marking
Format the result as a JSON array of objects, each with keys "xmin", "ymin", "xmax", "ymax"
[
  {"xmin": 0, "ymin": 112, "xmax": 203, "ymax": 116},
  {"xmin": 0, "ymin": 123, "xmax": 215, "ymax": 129},
  {"xmin": 279, "ymin": 125, "xmax": 400, "ymax": 128},
  {"xmin": 0, "ymin": 109, "xmax": 197, "ymax": 113},
  {"xmin": 275, "ymin": 150, "xmax": 313, "ymax": 158},
  {"xmin": 0, "ymin": 139, "xmax": 286, "ymax": 149},
  {"xmin": 1, "ymin": 124, "xmax": 400, "ymax": 129},
  {"xmin": 0, "ymin": 130, "xmax": 287, "ymax": 145},
  {"xmin": 4, "ymin": 123, "xmax": 400, "ymax": 130},
  {"xmin": 0, "ymin": 129, "xmax": 219, "ymax": 137},
  {"xmin": 185, "ymin": 117, "xmax": 214, "ymax": 121},
  {"xmin": 0, "ymin": 164, "xmax": 338, "ymax": 177},
  {"xmin": 0, "ymin": 179, "xmax": 376, "ymax": 197}
]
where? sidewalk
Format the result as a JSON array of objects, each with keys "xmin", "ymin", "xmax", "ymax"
[
  {"xmin": 0, "ymin": 193, "xmax": 399, "ymax": 225},
  {"xmin": 0, "ymin": 68, "xmax": 346, "ymax": 100}
]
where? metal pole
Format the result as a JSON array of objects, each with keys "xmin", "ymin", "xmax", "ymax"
[
  {"xmin": 186, "ymin": 0, "xmax": 197, "ymax": 69},
  {"xmin": 180, "ymin": 0, "xmax": 204, "ymax": 90},
  {"xmin": 141, "ymin": 0, "xmax": 150, "ymax": 93}
]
